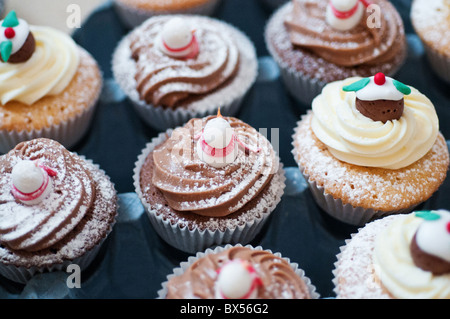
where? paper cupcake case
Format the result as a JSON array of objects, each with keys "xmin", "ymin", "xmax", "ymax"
[
  {"xmin": 133, "ymin": 130, "xmax": 286, "ymax": 254},
  {"xmin": 0, "ymin": 157, "xmax": 118, "ymax": 284},
  {"xmin": 157, "ymin": 244, "xmax": 320, "ymax": 299},
  {"xmin": 0, "ymin": 87, "xmax": 100, "ymax": 154},
  {"xmin": 114, "ymin": 0, "xmax": 222, "ymax": 29},
  {"xmin": 112, "ymin": 15, "xmax": 258, "ymax": 131}
]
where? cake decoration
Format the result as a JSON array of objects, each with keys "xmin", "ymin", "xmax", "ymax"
[
  {"xmin": 195, "ymin": 109, "xmax": 260, "ymax": 168},
  {"xmin": 410, "ymin": 210, "xmax": 450, "ymax": 275},
  {"xmin": 326, "ymin": 0, "xmax": 371, "ymax": 31},
  {"xmin": 10, "ymin": 159, "xmax": 57, "ymax": 205},
  {"xmin": 343, "ymin": 73, "xmax": 411, "ymax": 123},
  {"xmin": 0, "ymin": 10, "xmax": 35, "ymax": 63},
  {"xmin": 157, "ymin": 17, "xmax": 199, "ymax": 59},
  {"xmin": 215, "ymin": 259, "xmax": 263, "ymax": 299}
]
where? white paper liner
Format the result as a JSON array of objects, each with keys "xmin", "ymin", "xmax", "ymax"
[
  {"xmin": 265, "ymin": 2, "xmax": 405, "ymax": 106},
  {"xmin": 424, "ymin": 45, "xmax": 450, "ymax": 84},
  {"xmin": 113, "ymin": 0, "xmax": 222, "ymax": 29},
  {"xmin": 112, "ymin": 15, "xmax": 258, "ymax": 131},
  {"xmin": 0, "ymin": 75, "xmax": 102, "ymax": 155},
  {"xmin": 133, "ymin": 128, "xmax": 286, "ymax": 254},
  {"xmin": 0, "ymin": 156, "xmax": 118, "ymax": 284},
  {"xmin": 157, "ymin": 244, "xmax": 320, "ymax": 299}
]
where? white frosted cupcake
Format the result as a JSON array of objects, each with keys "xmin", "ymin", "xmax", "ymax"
[
  {"xmin": 292, "ymin": 74, "xmax": 449, "ymax": 226},
  {"xmin": 133, "ymin": 114, "xmax": 285, "ymax": 253},
  {"xmin": 333, "ymin": 210, "xmax": 450, "ymax": 298},
  {"xmin": 114, "ymin": 0, "xmax": 222, "ymax": 29},
  {"xmin": 158, "ymin": 244, "xmax": 320, "ymax": 299},
  {"xmin": 112, "ymin": 14, "xmax": 257, "ymax": 131},
  {"xmin": 0, "ymin": 11, "xmax": 102, "ymax": 154}
]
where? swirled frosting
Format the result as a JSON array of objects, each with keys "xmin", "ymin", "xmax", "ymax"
[
  {"xmin": 373, "ymin": 213, "xmax": 450, "ymax": 299},
  {"xmin": 0, "ymin": 26, "xmax": 80, "ymax": 105},
  {"xmin": 0, "ymin": 138, "xmax": 96, "ymax": 252},
  {"xmin": 129, "ymin": 16, "xmax": 239, "ymax": 108},
  {"xmin": 165, "ymin": 246, "xmax": 312, "ymax": 299},
  {"xmin": 151, "ymin": 116, "xmax": 279, "ymax": 217},
  {"xmin": 311, "ymin": 77, "xmax": 439, "ymax": 169},
  {"xmin": 284, "ymin": 0, "xmax": 405, "ymax": 67}
]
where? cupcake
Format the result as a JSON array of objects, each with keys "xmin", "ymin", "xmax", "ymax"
[
  {"xmin": 158, "ymin": 244, "xmax": 319, "ymax": 299},
  {"xmin": 411, "ymin": 0, "xmax": 450, "ymax": 83},
  {"xmin": 0, "ymin": 138, "xmax": 118, "ymax": 283},
  {"xmin": 0, "ymin": 11, "xmax": 102, "ymax": 154},
  {"xmin": 112, "ymin": 14, "xmax": 258, "ymax": 131},
  {"xmin": 114, "ymin": 0, "xmax": 222, "ymax": 29},
  {"xmin": 134, "ymin": 112, "xmax": 285, "ymax": 253},
  {"xmin": 333, "ymin": 210, "xmax": 450, "ymax": 298},
  {"xmin": 292, "ymin": 73, "xmax": 449, "ymax": 226},
  {"xmin": 265, "ymin": 0, "xmax": 407, "ymax": 105}
]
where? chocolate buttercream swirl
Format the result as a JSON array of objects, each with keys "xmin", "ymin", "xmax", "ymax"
[
  {"xmin": 0, "ymin": 138, "xmax": 96, "ymax": 252},
  {"xmin": 284, "ymin": 0, "xmax": 405, "ymax": 67},
  {"xmin": 166, "ymin": 246, "xmax": 311, "ymax": 299},
  {"xmin": 129, "ymin": 16, "xmax": 239, "ymax": 108},
  {"xmin": 151, "ymin": 117, "xmax": 279, "ymax": 217}
]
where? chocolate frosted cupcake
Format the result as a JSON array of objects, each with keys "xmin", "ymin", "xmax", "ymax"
[
  {"xmin": 158, "ymin": 245, "xmax": 319, "ymax": 299},
  {"xmin": 333, "ymin": 210, "xmax": 450, "ymax": 298},
  {"xmin": 113, "ymin": 15, "xmax": 257, "ymax": 131},
  {"xmin": 0, "ymin": 138, "xmax": 118, "ymax": 283},
  {"xmin": 265, "ymin": 0, "xmax": 407, "ymax": 105},
  {"xmin": 114, "ymin": 0, "xmax": 222, "ymax": 29},
  {"xmin": 0, "ymin": 11, "xmax": 102, "ymax": 154},
  {"xmin": 134, "ymin": 113, "xmax": 285, "ymax": 253},
  {"xmin": 292, "ymin": 74, "xmax": 449, "ymax": 225}
]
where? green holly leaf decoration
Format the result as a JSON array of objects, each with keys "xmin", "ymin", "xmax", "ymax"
[
  {"xmin": 393, "ymin": 79, "xmax": 411, "ymax": 95},
  {"xmin": 415, "ymin": 210, "xmax": 441, "ymax": 221},
  {"xmin": 2, "ymin": 10, "xmax": 19, "ymax": 28},
  {"xmin": 0, "ymin": 41, "xmax": 12, "ymax": 62},
  {"xmin": 342, "ymin": 78, "xmax": 370, "ymax": 92}
]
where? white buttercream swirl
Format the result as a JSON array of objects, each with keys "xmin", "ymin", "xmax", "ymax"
[
  {"xmin": 311, "ymin": 77, "xmax": 439, "ymax": 169},
  {"xmin": 0, "ymin": 25, "xmax": 80, "ymax": 105},
  {"xmin": 373, "ymin": 213, "xmax": 450, "ymax": 299}
]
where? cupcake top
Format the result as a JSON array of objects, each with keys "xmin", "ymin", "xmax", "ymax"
[
  {"xmin": 411, "ymin": 0, "xmax": 450, "ymax": 56},
  {"xmin": 373, "ymin": 210, "xmax": 450, "ymax": 298},
  {"xmin": 165, "ymin": 246, "xmax": 312, "ymax": 299},
  {"xmin": 284, "ymin": 0, "xmax": 404, "ymax": 67},
  {"xmin": 0, "ymin": 138, "xmax": 117, "ymax": 265},
  {"xmin": 0, "ymin": 10, "xmax": 80, "ymax": 106},
  {"xmin": 311, "ymin": 74, "xmax": 439, "ymax": 169},
  {"xmin": 148, "ymin": 112, "xmax": 279, "ymax": 218},
  {"xmin": 127, "ymin": 15, "xmax": 241, "ymax": 108}
]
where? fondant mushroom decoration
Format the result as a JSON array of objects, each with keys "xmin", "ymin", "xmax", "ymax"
[
  {"xmin": 215, "ymin": 259, "xmax": 263, "ymax": 299},
  {"xmin": 157, "ymin": 17, "xmax": 199, "ymax": 59},
  {"xmin": 0, "ymin": 10, "xmax": 35, "ymax": 63},
  {"xmin": 343, "ymin": 72, "xmax": 411, "ymax": 123}
]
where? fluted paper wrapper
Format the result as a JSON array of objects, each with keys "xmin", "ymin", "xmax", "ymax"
[
  {"xmin": 133, "ymin": 130, "xmax": 286, "ymax": 254},
  {"xmin": 157, "ymin": 244, "xmax": 320, "ymax": 299},
  {"xmin": 112, "ymin": 15, "xmax": 258, "ymax": 131},
  {"xmin": 0, "ymin": 157, "xmax": 118, "ymax": 284},
  {"xmin": 114, "ymin": 0, "xmax": 222, "ymax": 29}
]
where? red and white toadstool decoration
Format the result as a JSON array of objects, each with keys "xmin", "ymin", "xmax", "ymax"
[
  {"xmin": 326, "ymin": 0, "xmax": 372, "ymax": 31},
  {"xmin": 215, "ymin": 259, "xmax": 263, "ymax": 299},
  {"xmin": 10, "ymin": 160, "xmax": 57, "ymax": 205},
  {"xmin": 157, "ymin": 17, "xmax": 199, "ymax": 60}
]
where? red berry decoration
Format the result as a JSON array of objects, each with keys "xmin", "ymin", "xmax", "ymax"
[
  {"xmin": 374, "ymin": 72, "xmax": 386, "ymax": 86},
  {"xmin": 4, "ymin": 27, "xmax": 15, "ymax": 39}
]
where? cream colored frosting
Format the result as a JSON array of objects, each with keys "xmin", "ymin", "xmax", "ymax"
[
  {"xmin": 373, "ymin": 214, "xmax": 450, "ymax": 299},
  {"xmin": 0, "ymin": 25, "xmax": 80, "ymax": 105},
  {"xmin": 311, "ymin": 77, "xmax": 439, "ymax": 169}
]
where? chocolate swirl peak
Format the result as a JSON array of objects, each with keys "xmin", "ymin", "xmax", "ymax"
[
  {"xmin": 165, "ymin": 246, "xmax": 312, "ymax": 299},
  {"xmin": 151, "ymin": 116, "xmax": 279, "ymax": 217},
  {"xmin": 284, "ymin": 0, "xmax": 405, "ymax": 67},
  {"xmin": 129, "ymin": 16, "xmax": 240, "ymax": 108},
  {"xmin": 0, "ymin": 138, "xmax": 97, "ymax": 252}
]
